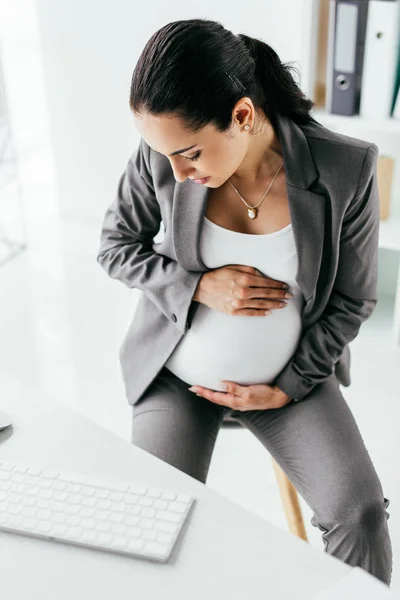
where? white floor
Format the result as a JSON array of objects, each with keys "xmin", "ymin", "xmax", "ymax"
[{"xmin": 1, "ymin": 3, "xmax": 400, "ymax": 592}]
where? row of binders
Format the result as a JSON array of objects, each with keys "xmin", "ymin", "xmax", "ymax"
[{"xmin": 326, "ymin": 0, "xmax": 400, "ymax": 118}]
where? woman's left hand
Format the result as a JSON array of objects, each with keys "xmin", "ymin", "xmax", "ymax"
[{"xmin": 188, "ymin": 381, "xmax": 292, "ymax": 410}]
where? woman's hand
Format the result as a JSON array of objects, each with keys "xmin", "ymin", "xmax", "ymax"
[
  {"xmin": 188, "ymin": 381, "xmax": 292, "ymax": 410},
  {"xmin": 193, "ymin": 264, "xmax": 292, "ymax": 316}
]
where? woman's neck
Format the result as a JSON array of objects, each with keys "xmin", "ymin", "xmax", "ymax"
[{"xmin": 232, "ymin": 121, "xmax": 283, "ymax": 184}]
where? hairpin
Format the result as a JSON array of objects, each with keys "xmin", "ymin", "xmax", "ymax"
[{"xmin": 224, "ymin": 72, "xmax": 246, "ymax": 93}]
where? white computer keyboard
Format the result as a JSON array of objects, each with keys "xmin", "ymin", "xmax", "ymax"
[{"xmin": 0, "ymin": 459, "xmax": 195, "ymax": 562}]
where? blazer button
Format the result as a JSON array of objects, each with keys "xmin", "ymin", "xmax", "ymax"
[{"xmin": 172, "ymin": 314, "xmax": 177, "ymax": 322}]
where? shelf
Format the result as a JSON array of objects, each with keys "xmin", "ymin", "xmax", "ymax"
[
  {"xmin": 311, "ymin": 109, "xmax": 400, "ymax": 134},
  {"xmin": 379, "ymin": 220, "xmax": 400, "ymax": 251},
  {"xmin": 309, "ymin": 111, "xmax": 400, "ymax": 252}
]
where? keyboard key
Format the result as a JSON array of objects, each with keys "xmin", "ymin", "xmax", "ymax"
[
  {"xmin": 82, "ymin": 497, "xmax": 96, "ymax": 507},
  {"xmin": 0, "ymin": 462, "xmax": 13, "ymax": 471},
  {"xmin": 157, "ymin": 511, "xmax": 182, "ymax": 523},
  {"xmin": 54, "ymin": 492, "xmax": 67, "ymax": 502},
  {"xmin": 66, "ymin": 505, "xmax": 80, "ymax": 515},
  {"xmin": 95, "ymin": 521, "xmax": 111, "ymax": 533},
  {"xmin": 110, "ymin": 502, "xmax": 126, "ymax": 513},
  {"xmin": 110, "ymin": 523, "xmax": 126, "ymax": 535},
  {"xmin": 141, "ymin": 518, "xmax": 155, "ymax": 530},
  {"xmin": 139, "ymin": 497, "xmax": 154, "ymax": 507},
  {"xmin": 66, "ymin": 516, "xmax": 81, "ymax": 527},
  {"xmin": 176, "ymin": 494, "xmax": 192, "ymax": 504},
  {"xmin": 157, "ymin": 532, "xmax": 174, "ymax": 544},
  {"xmin": 66, "ymin": 527, "xmax": 82, "ymax": 541},
  {"xmin": 8, "ymin": 515, "xmax": 23, "ymax": 528},
  {"xmin": 125, "ymin": 515, "xmax": 140, "ymax": 527},
  {"xmin": 81, "ymin": 530, "xmax": 97, "ymax": 543},
  {"xmin": 81, "ymin": 518, "xmax": 95, "ymax": 529},
  {"xmin": 126, "ymin": 526, "xmax": 142, "ymax": 538},
  {"xmin": 128, "ymin": 539, "xmax": 144, "ymax": 552},
  {"xmin": 53, "ymin": 524, "xmax": 67, "ymax": 536},
  {"xmin": 161, "ymin": 491, "xmax": 176, "ymax": 501},
  {"xmin": 110, "ymin": 512, "xmax": 125, "ymax": 523},
  {"xmin": 37, "ymin": 521, "xmax": 52, "ymax": 533},
  {"xmin": 155, "ymin": 521, "xmax": 179, "ymax": 534},
  {"xmin": 97, "ymin": 532, "xmax": 113, "ymax": 545},
  {"xmin": 13, "ymin": 465, "xmax": 29, "ymax": 474},
  {"xmin": 111, "ymin": 536, "xmax": 129, "ymax": 549},
  {"xmin": 146, "ymin": 488, "xmax": 163, "ymax": 499},
  {"xmin": 51, "ymin": 513, "xmax": 66, "ymax": 524},
  {"xmin": 169, "ymin": 502, "xmax": 189, "ymax": 514},
  {"xmin": 28, "ymin": 467, "xmax": 43, "ymax": 477},
  {"xmin": 143, "ymin": 530, "xmax": 158, "ymax": 542},
  {"xmin": 125, "ymin": 493, "xmax": 139, "ymax": 505},
  {"xmin": 80, "ymin": 507, "xmax": 95, "ymax": 518},
  {"xmin": 143, "ymin": 542, "xmax": 168, "ymax": 559},
  {"xmin": 41, "ymin": 469, "xmax": 59, "ymax": 479},
  {"xmin": 95, "ymin": 489, "xmax": 110, "ymax": 500},
  {"xmin": 128, "ymin": 484, "xmax": 147, "ymax": 495},
  {"xmin": 53, "ymin": 481, "xmax": 68, "ymax": 492},
  {"xmin": 66, "ymin": 484, "xmax": 81, "ymax": 494},
  {"xmin": 110, "ymin": 491, "xmax": 124, "ymax": 502},
  {"xmin": 126, "ymin": 505, "xmax": 140, "ymax": 516}
]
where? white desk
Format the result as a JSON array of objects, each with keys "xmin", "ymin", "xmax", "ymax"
[{"xmin": 0, "ymin": 369, "xmax": 394, "ymax": 599}]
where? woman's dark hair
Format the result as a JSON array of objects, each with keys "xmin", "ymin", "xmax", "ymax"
[{"xmin": 129, "ymin": 18, "xmax": 321, "ymax": 136}]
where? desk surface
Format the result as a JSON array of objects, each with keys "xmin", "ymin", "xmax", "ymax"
[{"xmin": 0, "ymin": 369, "xmax": 392, "ymax": 599}]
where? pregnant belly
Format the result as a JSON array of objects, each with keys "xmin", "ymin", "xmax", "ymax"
[{"xmin": 165, "ymin": 299, "xmax": 304, "ymax": 392}]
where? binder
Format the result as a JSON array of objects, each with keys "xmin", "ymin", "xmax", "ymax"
[
  {"xmin": 394, "ymin": 86, "xmax": 400, "ymax": 117},
  {"xmin": 377, "ymin": 156, "xmax": 394, "ymax": 219},
  {"xmin": 326, "ymin": 0, "xmax": 369, "ymax": 116},
  {"xmin": 360, "ymin": 0, "xmax": 400, "ymax": 119}
]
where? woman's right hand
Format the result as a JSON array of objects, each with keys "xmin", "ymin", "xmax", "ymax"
[{"xmin": 193, "ymin": 264, "xmax": 292, "ymax": 316}]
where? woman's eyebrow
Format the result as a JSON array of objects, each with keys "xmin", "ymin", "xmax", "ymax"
[{"xmin": 169, "ymin": 144, "xmax": 197, "ymax": 156}]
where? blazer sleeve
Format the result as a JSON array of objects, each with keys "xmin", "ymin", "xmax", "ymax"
[
  {"xmin": 273, "ymin": 143, "xmax": 380, "ymax": 401},
  {"xmin": 96, "ymin": 138, "xmax": 203, "ymax": 336}
]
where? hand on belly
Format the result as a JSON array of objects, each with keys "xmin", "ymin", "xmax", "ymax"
[{"xmin": 187, "ymin": 380, "xmax": 292, "ymax": 411}]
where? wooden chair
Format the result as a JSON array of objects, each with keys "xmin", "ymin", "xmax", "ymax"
[{"xmin": 222, "ymin": 418, "xmax": 308, "ymax": 541}]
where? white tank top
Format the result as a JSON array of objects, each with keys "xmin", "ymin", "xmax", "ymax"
[{"xmin": 165, "ymin": 216, "xmax": 305, "ymax": 392}]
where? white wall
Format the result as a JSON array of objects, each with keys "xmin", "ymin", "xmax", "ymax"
[{"xmin": 34, "ymin": 0, "xmax": 314, "ymax": 226}]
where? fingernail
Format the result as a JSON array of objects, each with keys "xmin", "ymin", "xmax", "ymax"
[
  {"xmin": 188, "ymin": 387, "xmax": 197, "ymax": 392},
  {"xmin": 285, "ymin": 293, "xmax": 293, "ymax": 298}
]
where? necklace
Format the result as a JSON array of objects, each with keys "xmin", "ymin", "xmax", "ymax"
[{"xmin": 227, "ymin": 159, "xmax": 284, "ymax": 219}]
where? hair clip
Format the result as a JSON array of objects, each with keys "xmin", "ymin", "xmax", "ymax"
[{"xmin": 225, "ymin": 71, "xmax": 246, "ymax": 93}]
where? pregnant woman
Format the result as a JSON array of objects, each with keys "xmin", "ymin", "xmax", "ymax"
[{"xmin": 97, "ymin": 19, "xmax": 392, "ymax": 584}]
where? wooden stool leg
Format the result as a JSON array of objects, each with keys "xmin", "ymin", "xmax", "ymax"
[{"xmin": 271, "ymin": 457, "xmax": 308, "ymax": 541}]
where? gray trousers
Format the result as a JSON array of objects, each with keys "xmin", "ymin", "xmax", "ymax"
[{"xmin": 131, "ymin": 366, "xmax": 393, "ymax": 586}]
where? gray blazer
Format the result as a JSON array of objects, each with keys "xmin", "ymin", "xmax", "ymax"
[{"xmin": 97, "ymin": 112, "xmax": 380, "ymax": 405}]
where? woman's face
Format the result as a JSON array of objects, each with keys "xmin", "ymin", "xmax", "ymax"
[{"xmin": 132, "ymin": 106, "xmax": 253, "ymax": 188}]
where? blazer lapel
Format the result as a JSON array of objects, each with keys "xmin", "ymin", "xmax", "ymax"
[
  {"xmin": 172, "ymin": 176, "xmax": 210, "ymax": 272},
  {"xmin": 172, "ymin": 113, "xmax": 326, "ymax": 303}
]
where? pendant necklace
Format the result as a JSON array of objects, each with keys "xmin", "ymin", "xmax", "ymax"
[{"xmin": 227, "ymin": 159, "xmax": 284, "ymax": 219}]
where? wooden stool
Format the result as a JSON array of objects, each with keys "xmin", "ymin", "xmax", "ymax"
[{"xmin": 222, "ymin": 419, "xmax": 308, "ymax": 541}]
